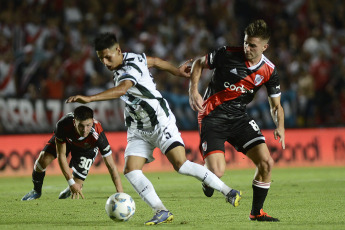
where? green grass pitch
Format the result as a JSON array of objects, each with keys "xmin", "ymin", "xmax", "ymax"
[{"xmin": 0, "ymin": 167, "xmax": 344, "ymax": 230}]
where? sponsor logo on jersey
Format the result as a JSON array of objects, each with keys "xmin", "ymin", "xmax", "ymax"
[
  {"xmin": 254, "ymin": 74, "xmax": 264, "ymax": 86},
  {"xmin": 224, "ymin": 82, "xmax": 247, "ymax": 93},
  {"xmin": 202, "ymin": 141, "xmax": 207, "ymax": 152}
]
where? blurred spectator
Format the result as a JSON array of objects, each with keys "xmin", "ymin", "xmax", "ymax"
[
  {"xmin": 1, "ymin": 0, "xmax": 344, "ymax": 130},
  {"xmin": 41, "ymin": 57, "xmax": 65, "ymax": 99},
  {"xmin": 0, "ymin": 50, "xmax": 16, "ymax": 97}
]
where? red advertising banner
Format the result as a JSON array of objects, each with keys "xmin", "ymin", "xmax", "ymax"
[{"xmin": 1, "ymin": 128, "xmax": 345, "ymax": 177}]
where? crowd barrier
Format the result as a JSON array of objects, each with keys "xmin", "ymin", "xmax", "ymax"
[{"xmin": 1, "ymin": 128, "xmax": 345, "ymax": 177}]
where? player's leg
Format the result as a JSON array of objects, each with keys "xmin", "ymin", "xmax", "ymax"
[
  {"xmin": 166, "ymin": 146, "xmax": 242, "ymax": 207},
  {"xmin": 246, "ymin": 143, "xmax": 279, "ymax": 221},
  {"xmin": 124, "ymin": 156, "xmax": 172, "ymax": 225},
  {"xmin": 202, "ymin": 152, "xmax": 226, "ymax": 197},
  {"xmin": 204, "ymin": 153, "xmax": 227, "ymax": 178},
  {"xmin": 21, "ymin": 150, "xmax": 56, "ymax": 201},
  {"xmin": 123, "ymin": 129, "xmax": 173, "ymax": 225}
]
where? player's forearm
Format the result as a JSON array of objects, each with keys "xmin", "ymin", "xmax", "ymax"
[
  {"xmin": 104, "ymin": 156, "xmax": 124, "ymax": 192},
  {"xmin": 57, "ymin": 153, "xmax": 72, "ymax": 180},
  {"xmin": 271, "ymin": 104, "xmax": 285, "ymax": 129},
  {"xmin": 276, "ymin": 105, "xmax": 285, "ymax": 129},
  {"xmin": 149, "ymin": 57, "xmax": 181, "ymax": 76},
  {"xmin": 189, "ymin": 59, "xmax": 203, "ymax": 93},
  {"xmin": 89, "ymin": 86, "xmax": 126, "ymax": 102},
  {"xmin": 56, "ymin": 142, "xmax": 72, "ymax": 180},
  {"xmin": 111, "ymin": 172, "xmax": 124, "ymax": 193}
]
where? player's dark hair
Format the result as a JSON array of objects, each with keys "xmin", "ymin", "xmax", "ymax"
[
  {"xmin": 244, "ymin": 19, "xmax": 271, "ymax": 41},
  {"xmin": 94, "ymin": 32, "xmax": 118, "ymax": 51},
  {"xmin": 74, "ymin": 106, "xmax": 93, "ymax": 121}
]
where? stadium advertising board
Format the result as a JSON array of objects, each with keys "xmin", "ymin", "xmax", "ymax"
[{"xmin": 1, "ymin": 128, "xmax": 344, "ymax": 177}]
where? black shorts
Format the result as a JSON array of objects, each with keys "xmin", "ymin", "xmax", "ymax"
[
  {"xmin": 43, "ymin": 135, "xmax": 97, "ymax": 180},
  {"xmin": 199, "ymin": 114, "xmax": 266, "ymax": 159}
]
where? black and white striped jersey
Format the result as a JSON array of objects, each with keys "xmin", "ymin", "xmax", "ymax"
[{"xmin": 113, "ymin": 52, "xmax": 172, "ymax": 130}]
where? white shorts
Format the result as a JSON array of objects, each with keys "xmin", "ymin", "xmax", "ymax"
[{"xmin": 125, "ymin": 117, "xmax": 184, "ymax": 163}]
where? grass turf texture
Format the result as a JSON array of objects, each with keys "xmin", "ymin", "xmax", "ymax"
[{"xmin": 0, "ymin": 167, "xmax": 344, "ymax": 230}]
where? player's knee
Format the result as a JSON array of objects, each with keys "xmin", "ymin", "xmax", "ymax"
[
  {"xmin": 34, "ymin": 151, "xmax": 48, "ymax": 172},
  {"xmin": 212, "ymin": 168, "xmax": 224, "ymax": 178},
  {"xmin": 123, "ymin": 167, "xmax": 131, "ymax": 175},
  {"xmin": 172, "ymin": 159, "xmax": 186, "ymax": 172},
  {"xmin": 259, "ymin": 157, "xmax": 274, "ymax": 175},
  {"xmin": 207, "ymin": 166, "xmax": 224, "ymax": 178}
]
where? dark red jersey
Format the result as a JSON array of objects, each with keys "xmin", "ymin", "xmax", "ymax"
[
  {"xmin": 54, "ymin": 112, "xmax": 112, "ymax": 158},
  {"xmin": 199, "ymin": 46, "xmax": 281, "ymax": 122}
]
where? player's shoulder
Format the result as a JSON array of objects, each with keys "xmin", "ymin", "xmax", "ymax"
[
  {"xmin": 213, "ymin": 46, "xmax": 243, "ymax": 57},
  {"xmin": 93, "ymin": 119, "xmax": 104, "ymax": 134},
  {"xmin": 123, "ymin": 52, "xmax": 146, "ymax": 63},
  {"xmin": 121, "ymin": 52, "xmax": 146, "ymax": 74},
  {"xmin": 262, "ymin": 55, "xmax": 276, "ymax": 69},
  {"xmin": 56, "ymin": 112, "xmax": 73, "ymax": 127},
  {"xmin": 224, "ymin": 46, "xmax": 243, "ymax": 52}
]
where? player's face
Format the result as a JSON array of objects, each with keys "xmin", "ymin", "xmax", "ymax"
[
  {"xmin": 74, "ymin": 118, "xmax": 93, "ymax": 137},
  {"xmin": 96, "ymin": 45, "xmax": 123, "ymax": 71},
  {"xmin": 244, "ymin": 35, "xmax": 268, "ymax": 64}
]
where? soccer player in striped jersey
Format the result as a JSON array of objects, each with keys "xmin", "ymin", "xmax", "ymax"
[
  {"xmin": 66, "ymin": 32, "xmax": 242, "ymax": 225},
  {"xmin": 189, "ymin": 20, "xmax": 285, "ymax": 222},
  {"xmin": 21, "ymin": 106, "xmax": 123, "ymax": 200}
]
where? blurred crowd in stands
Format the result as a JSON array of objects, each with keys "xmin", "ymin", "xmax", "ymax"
[{"xmin": 0, "ymin": 0, "xmax": 344, "ymax": 130}]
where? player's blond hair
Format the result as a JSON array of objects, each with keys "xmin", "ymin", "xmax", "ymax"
[{"xmin": 244, "ymin": 19, "xmax": 271, "ymax": 41}]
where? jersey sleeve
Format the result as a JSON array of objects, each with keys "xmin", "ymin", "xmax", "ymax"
[
  {"xmin": 54, "ymin": 119, "xmax": 66, "ymax": 143},
  {"xmin": 205, "ymin": 46, "xmax": 226, "ymax": 69},
  {"xmin": 97, "ymin": 131, "xmax": 112, "ymax": 158},
  {"xmin": 117, "ymin": 53, "xmax": 147, "ymax": 86},
  {"xmin": 265, "ymin": 68, "xmax": 281, "ymax": 97}
]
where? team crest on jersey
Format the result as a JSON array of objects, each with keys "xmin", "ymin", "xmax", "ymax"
[
  {"xmin": 202, "ymin": 141, "xmax": 207, "ymax": 152},
  {"xmin": 254, "ymin": 74, "xmax": 264, "ymax": 86}
]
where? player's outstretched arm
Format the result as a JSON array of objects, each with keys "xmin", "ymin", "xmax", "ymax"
[
  {"xmin": 268, "ymin": 96, "xmax": 285, "ymax": 149},
  {"xmin": 103, "ymin": 155, "xmax": 124, "ymax": 193},
  {"xmin": 147, "ymin": 56, "xmax": 192, "ymax": 78},
  {"xmin": 56, "ymin": 140, "xmax": 84, "ymax": 199},
  {"xmin": 65, "ymin": 80, "xmax": 133, "ymax": 104},
  {"xmin": 188, "ymin": 57, "xmax": 206, "ymax": 112}
]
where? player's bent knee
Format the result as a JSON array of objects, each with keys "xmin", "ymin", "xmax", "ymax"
[{"xmin": 211, "ymin": 168, "xmax": 224, "ymax": 178}]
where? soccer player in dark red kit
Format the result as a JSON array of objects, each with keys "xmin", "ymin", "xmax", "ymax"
[
  {"xmin": 189, "ymin": 19, "xmax": 285, "ymax": 222},
  {"xmin": 22, "ymin": 105, "xmax": 123, "ymax": 200}
]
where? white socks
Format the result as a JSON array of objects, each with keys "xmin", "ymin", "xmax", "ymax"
[
  {"xmin": 178, "ymin": 160, "xmax": 232, "ymax": 196},
  {"xmin": 125, "ymin": 170, "xmax": 167, "ymax": 211}
]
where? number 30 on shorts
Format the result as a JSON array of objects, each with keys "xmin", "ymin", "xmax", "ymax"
[
  {"xmin": 249, "ymin": 120, "xmax": 260, "ymax": 131},
  {"xmin": 79, "ymin": 157, "xmax": 93, "ymax": 174}
]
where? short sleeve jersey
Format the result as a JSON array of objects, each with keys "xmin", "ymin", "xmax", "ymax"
[
  {"xmin": 200, "ymin": 46, "xmax": 281, "ymax": 121},
  {"xmin": 112, "ymin": 52, "xmax": 173, "ymax": 131},
  {"xmin": 54, "ymin": 113, "xmax": 112, "ymax": 158}
]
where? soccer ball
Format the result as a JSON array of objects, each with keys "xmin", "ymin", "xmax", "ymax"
[{"xmin": 105, "ymin": 193, "xmax": 136, "ymax": 222}]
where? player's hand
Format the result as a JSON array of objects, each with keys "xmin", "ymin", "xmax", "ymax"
[
  {"xmin": 65, "ymin": 95, "xmax": 91, "ymax": 104},
  {"xmin": 70, "ymin": 183, "xmax": 85, "ymax": 199},
  {"xmin": 178, "ymin": 59, "xmax": 193, "ymax": 78},
  {"xmin": 274, "ymin": 127, "xmax": 285, "ymax": 149},
  {"xmin": 189, "ymin": 90, "xmax": 204, "ymax": 112}
]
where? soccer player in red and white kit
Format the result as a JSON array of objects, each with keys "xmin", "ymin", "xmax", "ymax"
[
  {"xmin": 189, "ymin": 19, "xmax": 285, "ymax": 222},
  {"xmin": 22, "ymin": 105, "xmax": 123, "ymax": 200}
]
